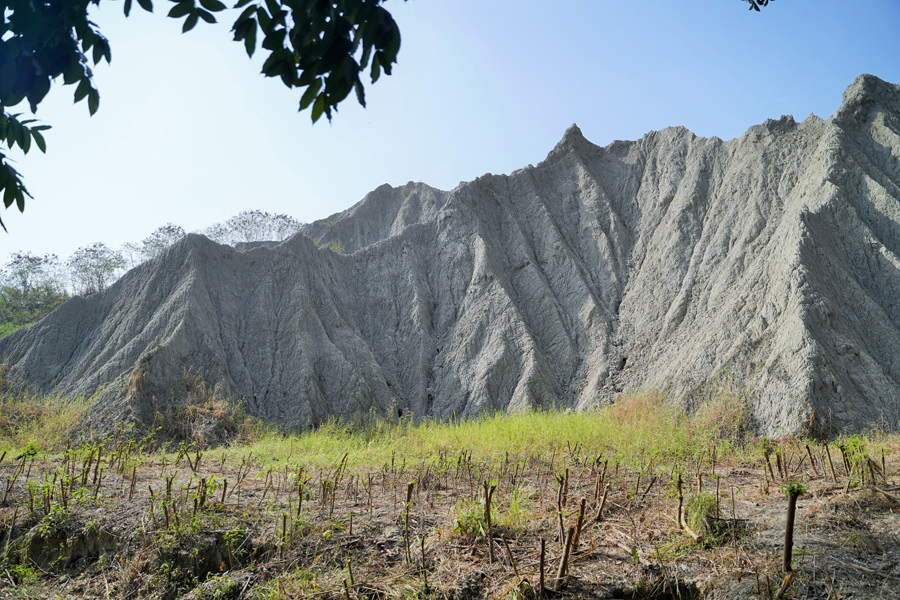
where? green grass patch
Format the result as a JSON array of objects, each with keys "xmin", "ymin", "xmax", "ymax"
[
  {"xmin": 237, "ymin": 389, "xmax": 752, "ymax": 470},
  {"xmin": 0, "ymin": 363, "xmax": 91, "ymax": 455},
  {"xmin": 0, "ymin": 393, "xmax": 91, "ymax": 455}
]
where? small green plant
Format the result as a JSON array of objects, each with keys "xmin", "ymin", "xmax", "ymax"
[
  {"xmin": 451, "ymin": 497, "xmax": 492, "ymax": 538},
  {"xmin": 198, "ymin": 573, "xmax": 238, "ymax": 600},
  {"xmin": 254, "ymin": 566, "xmax": 320, "ymax": 599},
  {"xmin": 499, "ymin": 485, "xmax": 534, "ymax": 535},
  {"xmin": 9, "ymin": 562, "xmax": 39, "ymax": 585},
  {"xmin": 685, "ymin": 491, "xmax": 718, "ymax": 536},
  {"xmin": 837, "ymin": 434, "xmax": 871, "ymax": 485},
  {"xmin": 316, "ymin": 239, "xmax": 346, "ymax": 253},
  {"xmin": 782, "ymin": 481, "xmax": 808, "ymax": 498}
]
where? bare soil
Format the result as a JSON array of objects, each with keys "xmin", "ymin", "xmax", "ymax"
[{"xmin": 0, "ymin": 440, "xmax": 898, "ymax": 599}]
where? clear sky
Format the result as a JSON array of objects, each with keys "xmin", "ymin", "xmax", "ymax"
[{"xmin": 2, "ymin": 0, "xmax": 900, "ymax": 264}]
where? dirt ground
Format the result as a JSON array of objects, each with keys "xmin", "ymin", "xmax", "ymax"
[{"xmin": 0, "ymin": 440, "xmax": 898, "ymax": 599}]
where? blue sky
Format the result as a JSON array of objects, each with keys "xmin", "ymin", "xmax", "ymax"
[{"xmin": 2, "ymin": 0, "xmax": 900, "ymax": 263}]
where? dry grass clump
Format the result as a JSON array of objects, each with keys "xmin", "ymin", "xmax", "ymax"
[
  {"xmin": 0, "ymin": 363, "xmax": 90, "ymax": 453},
  {"xmin": 688, "ymin": 387, "xmax": 752, "ymax": 444},
  {"xmin": 146, "ymin": 369, "xmax": 263, "ymax": 449}
]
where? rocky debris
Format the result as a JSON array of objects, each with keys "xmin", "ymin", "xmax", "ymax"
[{"xmin": 3, "ymin": 74, "xmax": 900, "ymax": 436}]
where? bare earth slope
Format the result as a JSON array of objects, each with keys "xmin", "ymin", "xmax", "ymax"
[{"xmin": 3, "ymin": 74, "xmax": 900, "ymax": 436}]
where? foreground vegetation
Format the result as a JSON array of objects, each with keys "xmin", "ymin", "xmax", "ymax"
[{"xmin": 0, "ymin": 383, "xmax": 898, "ymax": 599}]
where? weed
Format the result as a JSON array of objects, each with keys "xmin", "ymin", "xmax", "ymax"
[
  {"xmin": 8, "ymin": 562, "xmax": 38, "ymax": 585},
  {"xmin": 451, "ymin": 497, "xmax": 492, "ymax": 539},
  {"xmin": 684, "ymin": 491, "xmax": 728, "ymax": 544},
  {"xmin": 316, "ymin": 239, "xmax": 346, "ymax": 253},
  {"xmin": 254, "ymin": 566, "xmax": 319, "ymax": 599},
  {"xmin": 685, "ymin": 372, "xmax": 753, "ymax": 447},
  {"xmin": 499, "ymin": 485, "xmax": 534, "ymax": 535},
  {"xmin": 197, "ymin": 573, "xmax": 238, "ymax": 599}
]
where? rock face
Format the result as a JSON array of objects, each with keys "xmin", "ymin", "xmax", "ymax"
[{"xmin": 3, "ymin": 74, "xmax": 900, "ymax": 436}]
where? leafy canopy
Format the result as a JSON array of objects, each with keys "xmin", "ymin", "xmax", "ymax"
[{"xmin": 0, "ymin": 0, "xmax": 402, "ymax": 229}]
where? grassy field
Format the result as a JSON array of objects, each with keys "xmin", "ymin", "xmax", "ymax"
[{"xmin": 0, "ymin": 384, "xmax": 898, "ymax": 599}]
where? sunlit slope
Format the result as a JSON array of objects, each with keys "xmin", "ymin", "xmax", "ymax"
[{"xmin": 2, "ymin": 74, "xmax": 899, "ymax": 435}]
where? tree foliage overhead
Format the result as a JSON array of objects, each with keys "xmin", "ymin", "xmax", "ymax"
[{"xmin": 0, "ymin": 0, "xmax": 402, "ymax": 228}]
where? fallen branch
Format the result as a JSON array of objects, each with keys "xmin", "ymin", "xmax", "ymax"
[
  {"xmin": 875, "ymin": 486, "xmax": 900, "ymax": 505},
  {"xmin": 834, "ymin": 558, "xmax": 900, "ymax": 582}
]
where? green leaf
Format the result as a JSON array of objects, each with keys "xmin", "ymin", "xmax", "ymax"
[
  {"xmin": 197, "ymin": 8, "xmax": 217, "ymax": 23},
  {"xmin": 233, "ymin": 0, "xmax": 254, "ymax": 7},
  {"xmin": 199, "ymin": 0, "xmax": 226, "ymax": 11},
  {"xmin": 377, "ymin": 50, "xmax": 392, "ymax": 76},
  {"xmin": 243, "ymin": 22, "xmax": 257, "ymax": 56},
  {"xmin": 182, "ymin": 11, "xmax": 200, "ymax": 32},
  {"xmin": 311, "ymin": 94, "xmax": 326, "ymax": 123},
  {"xmin": 19, "ymin": 128, "xmax": 31, "ymax": 154},
  {"xmin": 87, "ymin": 88, "xmax": 100, "ymax": 115},
  {"xmin": 167, "ymin": 1, "xmax": 194, "ymax": 19},
  {"xmin": 298, "ymin": 79, "xmax": 321, "ymax": 111},
  {"xmin": 137, "ymin": 0, "xmax": 153, "ymax": 11},
  {"xmin": 234, "ymin": 4, "xmax": 256, "ymax": 23},
  {"xmin": 3, "ymin": 182, "xmax": 15, "ymax": 209},
  {"xmin": 92, "ymin": 39, "xmax": 109, "ymax": 64},
  {"xmin": 264, "ymin": 0, "xmax": 280, "ymax": 22},
  {"xmin": 256, "ymin": 6, "xmax": 272, "ymax": 31},
  {"xmin": 26, "ymin": 76, "xmax": 51, "ymax": 112},
  {"xmin": 359, "ymin": 42, "xmax": 372, "ymax": 70},
  {"xmin": 73, "ymin": 78, "xmax": 91, "ymax": 103},
  {"xmin": 62, "ymin": 59, "xmax": 83, "ymax": 85},
  {"xmin": 7, "ymin": 120, "xmax": 21, "ymax": 149},
  {"xmin": 32, "ymin": 130, "xmax": 46, "ymax": 154},
  {"xmin": 354, "ymin": 79, "xmax": 365, "ymax": 107},
  {"xmin": 370, "ymin": 53, "xmax": 381, "ymax": 83},
  {"xmin": 384, "ymin": 18, "xmax": 401, "ymax": 60},
  {"xmin": 124, "ymin": 0, "xmax": 133, "ymax": 16},
  {"xmin": 15, "ymin": 187, "xmax": 24, "ymax": 212},
  {"xmin": 296, "ymin": 67, "xmax": 316, "ymax": 87},
  {"xmin": 261, "ymin": 27, "xmax": 286, "ymax": 51},
  {"xmin": 80, "ymin": 29, "xmax": 98, "ymax": 54}
]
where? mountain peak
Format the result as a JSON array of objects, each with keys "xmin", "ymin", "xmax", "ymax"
[
  {"xmin": 835, "ymin": 73, "xmax": 900, "ymax": 124},
  {"xmin": 561, "ymin": 123, "xmax": 585, "ymax": 142},
  {"xmin": 544, "ymin": 123, "xmax": 595, "ymax": 163}
]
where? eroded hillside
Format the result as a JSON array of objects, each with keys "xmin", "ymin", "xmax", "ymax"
[{"xmin": 2, "ymin": 74, "xmax": 900, "ymax": 435}]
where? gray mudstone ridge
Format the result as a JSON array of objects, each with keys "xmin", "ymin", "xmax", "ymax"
[{"xmin": 3, "ymin": 73, "xmax": 900, "ymax": 436}]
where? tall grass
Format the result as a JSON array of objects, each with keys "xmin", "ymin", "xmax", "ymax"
[
  {"xmin": 0, "ymin": 363, "xmax": 91, "ymax": 453},
  {"xmin": 242, "ymin": 389, "xmax": 753, "ymax": 469},
  {"xmin": 0, "ymin": 393, "xmax": 91, "ymax": 453}
]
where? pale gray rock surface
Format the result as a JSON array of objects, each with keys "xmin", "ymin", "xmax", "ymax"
[{"xmin": 3, "ymin": 74, "xmax": 900, "ymax": 436}]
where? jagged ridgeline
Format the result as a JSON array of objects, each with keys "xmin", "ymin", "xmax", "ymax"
[{"xmin": 3, "ymin": 74, "xmax": 900, "ymax": 437}]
